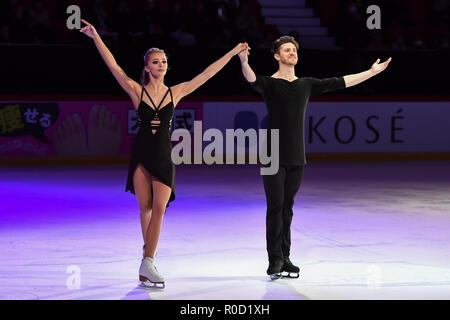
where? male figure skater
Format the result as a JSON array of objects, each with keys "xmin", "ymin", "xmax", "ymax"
[{"xmin": 238, "ymin": 36, "xmax": 391, "ymax": 279}]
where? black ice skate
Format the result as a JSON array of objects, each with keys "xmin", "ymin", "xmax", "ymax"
[
  {"xmin": 267, "ymin": 259, "xmax": 284, "ymax": 280},
  {"xmin": 281, "ymin": 258, "xmax": 300, "ymax": 278}
]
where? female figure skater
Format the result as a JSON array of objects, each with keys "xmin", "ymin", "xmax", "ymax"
[
  {"xmin": 80, "ymin": 19, "xmax": 248, "ymax": 288},
  {"xmin": 238, "ymin": 36, "xmax": 391, "ymax": 280}
]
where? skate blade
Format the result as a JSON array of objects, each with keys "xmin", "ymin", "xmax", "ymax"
[
  {"xmin": 139, "ymin": 280, "xmax": 165, "ymax": 289},
  {"xmin": 269, "ymin": 273, "xmax": 282, "ymax": 281},
  {"xmin": 281, "ymin": 271, "xmax": 300, "ymax": 279},
  {"xmin": 139, "ymin": 276, "xmax": 165, "ymax": 289}
]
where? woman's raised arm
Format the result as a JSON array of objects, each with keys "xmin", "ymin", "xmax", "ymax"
[
  {"xmin": 170, "ymin": 43, "xmax": 249, "ymax": 106},
  {"xmin": 80, "ymin": 19, "xmax": 140, "ymax": 105}
]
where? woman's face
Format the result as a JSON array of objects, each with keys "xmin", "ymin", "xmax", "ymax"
[{"xmin": 145, "ymin": 52, "xmax": 168, "ymax": 78}]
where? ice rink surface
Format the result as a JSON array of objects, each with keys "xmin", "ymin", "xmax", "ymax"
[{"xmin": 1, "ymin": 162, "xmax": 449, "ymax": 300}]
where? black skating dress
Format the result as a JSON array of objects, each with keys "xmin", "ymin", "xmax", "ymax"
[{"xmin": 125, "ymin": 86, "xmax": 175, "ymax": 207}]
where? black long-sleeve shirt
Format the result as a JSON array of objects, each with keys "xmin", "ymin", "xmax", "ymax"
[{"xmin": 249, "ymin": 74, "xmax": 346, "ymax": 165}]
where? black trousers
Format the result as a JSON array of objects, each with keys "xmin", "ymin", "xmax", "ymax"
[{"xmin": 262, "ymin": 164, "xmax": 304, "ymax": 263}]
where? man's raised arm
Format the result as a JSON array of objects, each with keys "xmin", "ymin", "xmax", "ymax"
[
  {"xmin": 238, "ymin": 46, "xmax": 256, "ymax": 82},
  {"xmin": 343, "ymin": 57, "xmax": 392, "ymax": 88}
]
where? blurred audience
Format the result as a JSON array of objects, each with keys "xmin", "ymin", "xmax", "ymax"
[
  {"xmin": 1, "ymin": 0, "xmax": 447, "ymax": 51},
  {"xmin": 0, "ymin": 0, "xmax": 265, "ymax": 48},
  {"xmin": 316, "ymin": 0, "xmax": 448, "ymax": 50}
]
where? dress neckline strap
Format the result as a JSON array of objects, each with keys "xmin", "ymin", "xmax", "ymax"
[{"xmin": 142, "ymin": 87, "xmax": 171, "ymax": 111}]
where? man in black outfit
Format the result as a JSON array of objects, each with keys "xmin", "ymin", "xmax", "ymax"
[{"xmin": 238, "ymin": 36, "xmax": 391, "ymax": 278}]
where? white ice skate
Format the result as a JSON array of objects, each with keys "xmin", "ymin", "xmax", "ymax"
[{"xmin": 139, "ymin": 257, "xmax": 165, "ymax": 289}]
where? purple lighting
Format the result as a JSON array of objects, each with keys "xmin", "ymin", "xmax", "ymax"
[{"xmin": 0, "ymin": 162, "xmax": 449, "ymax": 299}]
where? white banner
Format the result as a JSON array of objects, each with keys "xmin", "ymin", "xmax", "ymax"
[{"xmin": 203, "ymin": 102, "xmax": 450, "ymax": 153}]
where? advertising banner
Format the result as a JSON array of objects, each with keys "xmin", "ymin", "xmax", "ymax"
[
  {"xmin": 0, "ymin": 101, "xmax": 203, "ymax": 157},
  {"xmin": 203, "ymin": 101, "xmax": 450, "ymax": 153}
]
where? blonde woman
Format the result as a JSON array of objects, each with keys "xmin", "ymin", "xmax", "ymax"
[{"xmin": 80, "ymin": 19, "xmax": 248, "ymax": 288}]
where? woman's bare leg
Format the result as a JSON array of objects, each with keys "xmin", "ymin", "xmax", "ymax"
[
  {"xmin": 133, "ymin": 164, "xmax": 153, "ymax": 245},
  {"xmin": 144, "ymin": 177, "xmax": 171, "ymax": 258}
]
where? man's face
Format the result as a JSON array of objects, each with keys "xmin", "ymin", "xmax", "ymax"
[{"xmin": 275, "ymin": 43, "xmax": 298, "ymax": 66}]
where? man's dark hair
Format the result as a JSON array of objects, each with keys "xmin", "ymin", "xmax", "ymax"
[{"xmin": 271, "ymin": 36, "xmax": 300, "ymax": 54}]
